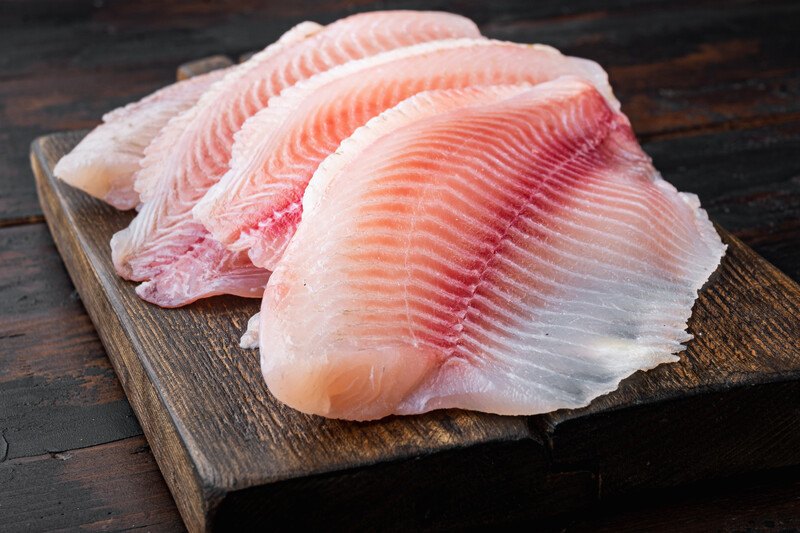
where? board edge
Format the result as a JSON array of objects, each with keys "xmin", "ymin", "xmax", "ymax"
[{"xmin": 30, "ymin": 137, "xmax": 224, "ymax": 532}]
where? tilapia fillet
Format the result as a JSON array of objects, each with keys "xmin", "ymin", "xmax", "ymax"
[
  {"xmin": 196, "ymin": 39, "xmax": 618, "ymax": 271},
  {"xmin": 54, "ymin": 68, "xmax": 229, "ymax": 210},
  {"xmin": 259, "ymin": 79, "xmax": 726, "ymax": 421},
  {"xmin": 110, "ymin": 11, "xmax": 481, "ymax": 307}
]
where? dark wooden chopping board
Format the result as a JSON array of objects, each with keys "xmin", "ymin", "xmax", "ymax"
[{"xmin": 30, "ymin": 57, "xmax": 800, "ymax": 532}]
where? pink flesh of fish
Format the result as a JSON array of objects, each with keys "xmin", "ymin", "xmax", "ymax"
[
  {"xmin": 195, "ymin": 39, "xmax": 618, "ymax": 271},
  {"xmin": 109, "ymin": 11, "xmax": 481, "ymax": 307},
  {"xmin": 258, "ymin": 79, "xmax": 726, "ymax": 421},
  {"xmin": 54, "ymin": 68, "xmax": 229, "ymax": 210}
]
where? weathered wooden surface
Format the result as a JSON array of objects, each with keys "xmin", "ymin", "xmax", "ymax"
[
  {"xmin": 3, "ymin": 0, "xmax": 800, "ymax": 530},
  {"xmin": 0, "ymin": 436, "xmax": 183, "ymax": 531},
  {"xmin": 29, "ymin": 121, "xmax": 800, "ymax": 528},
  {"xmin": 0, "ymin": 223, "xmax": 140, "ymax": 458},
  {"xmin": 32, "ymin": 131, "xmax": 541, "ymax": 530}
]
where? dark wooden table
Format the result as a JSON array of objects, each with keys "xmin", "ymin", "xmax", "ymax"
[{"xmin": 1, "ymin": 1, "xmax": 799, "ymax": 531}]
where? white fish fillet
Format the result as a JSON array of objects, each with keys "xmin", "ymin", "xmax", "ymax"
[
  {"xmin": 259, "ymin": 79, "xmax": 726, "ymax": 421},
  {"xmin": 54, "ymin": 68, "xmax": 230, "ymax": 210},
  {"xmin": 110, "ymin": 12, "xmax": 481, "ymax": 307},
  {"xmin": 195, "ymin": 38, "xmax": 618, "ymax": 271}
]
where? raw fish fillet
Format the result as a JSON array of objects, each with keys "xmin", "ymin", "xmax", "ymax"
[
  {"xmin": 196, "ymin": 39, "xmax": 619, "ymax": 270},
  {"xmin": 54, "ymin": 68, "xmax": 229, "ymax": 210},
  {"xmin": 259, "ymin": 79, "xmax": 726, "ymax": 421},
  {"xmin": 110, "ymin": 12, "xmax": 481, "ymax": 307}
]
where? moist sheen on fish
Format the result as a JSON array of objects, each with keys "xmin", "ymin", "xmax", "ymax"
[
  {"xmin": 110, "ymin": 11, "xmax": 481, "ymax": 308},
  {"xmin": 54, "ymin": 67, "xmax": 230, "ymax": 210},
  {"xmin": 258, "ymin": 79, "xmax": 726, "ymax": 421},
  {"xmin": 195, "ymin": 39, "xmax": 618, "ymax": 271}
]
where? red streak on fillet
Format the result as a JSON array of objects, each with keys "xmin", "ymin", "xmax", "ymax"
[{"xmin": 371, "ymin": 100, "xmax": 624, "ymax": 362}]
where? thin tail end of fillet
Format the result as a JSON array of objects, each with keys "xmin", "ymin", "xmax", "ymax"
[
  {"xmin": 110, "ymin": 224, "xmax": 165, "ymax": 283},
  {"xmin": 134, "ymin": 261, "xmax": 269, "ymax": 308},
  {"xmin": 54, "ymin": 151, "xmax": 140, "ymax": 210}
]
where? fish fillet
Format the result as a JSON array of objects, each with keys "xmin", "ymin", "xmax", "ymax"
[
  {"xmin": 259, "ymin": 79, "xmax": 726, "ymax": 421},
  {"xmin": 110, "ymin": 12, "xmax": 481, "ymax": 307},
  {"xmin": 54, "ymin": 68, "xmax": 229, "ymax": 210},
  {"xmin": 196, "ymin": 39, "xmax": 619, "ymax": 270}
]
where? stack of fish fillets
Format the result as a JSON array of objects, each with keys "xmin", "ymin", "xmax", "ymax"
[{"xmin": 55, "ymin": 11, "xmax": 726, "ymax": 421}]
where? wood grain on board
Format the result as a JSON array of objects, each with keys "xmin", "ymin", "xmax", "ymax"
[
  {"xmin": 5, "ymin": 0, "xmax": 800, "ymax": 530},
  {"xmin": 0, "ymin": 436, "xmax": 183, "ymax": 532},
  {"xmin": 31, "ymin": 121, "xmax": 800, "ymax": 529},
  {"xmin": 31, "ymin": 130, "xmax": 539, "ymax": 530}
]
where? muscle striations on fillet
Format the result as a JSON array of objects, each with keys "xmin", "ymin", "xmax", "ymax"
[
  {"xmin": 54, "ymin": 68, "xmax": 229, "ymax": 210},
  {"xmin": 195, "ymin": 39, "xmax": 618, "ymax": 271},
  {"xmin": 110, "ymin": 11, "xmax": 481, "ymax": 307},
  {"xmin": 259, "ymin": 79, "xmax": 726, "ymax": 421}
]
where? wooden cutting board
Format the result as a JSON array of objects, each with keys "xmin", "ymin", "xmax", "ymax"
[{"xmin": 30, "ymin": 57, "xmax": 800, "ymax": 532}]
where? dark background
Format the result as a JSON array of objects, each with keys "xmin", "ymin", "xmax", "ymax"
[{"xmin": 1, "ymin": 1, "xmax": 799, "ymax": 530}]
